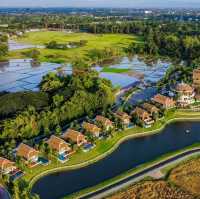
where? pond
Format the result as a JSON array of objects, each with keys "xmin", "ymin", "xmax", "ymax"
[
  {"xmin": 8, "ymin": 40, "xmax": 44, "ymax": 51},
  {"xmin": 32, "ymin": 121, "xmax": 200, "ymax": 199},
  {"xmin": 0, "ymin": 186, "xmax": 10, "ymax": 199},
  {"xmin": 0, "ymin": 57, "xmax": 170, "ymax": 92}
]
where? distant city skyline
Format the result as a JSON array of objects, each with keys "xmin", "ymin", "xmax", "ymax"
[{"xmin": 1, "ymin": 0, "xmax": 200, "ymax": 8}]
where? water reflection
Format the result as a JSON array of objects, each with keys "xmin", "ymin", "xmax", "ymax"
[
  {"xmin": 8, "ymin": 40, "xmax": 44, "ymax": 51},
  {"xmin": 0, "ymin": 57, "xmax": 171, "ymax": 92}
]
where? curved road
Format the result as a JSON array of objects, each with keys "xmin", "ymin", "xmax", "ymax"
[
  {"xmin": 80, "ymin": 148, "xmax": 200, "ymax": 199},
  {"xmin": 0, "ymin": 186, "xmax": 10, "ymax": 199}
]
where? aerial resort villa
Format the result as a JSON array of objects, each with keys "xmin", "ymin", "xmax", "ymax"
[
  {"xmin": 83, "ymin": 122, "xmax": 101, "ymax": 137},
  {"xmin": 0, "ymin": 157, "xmax": 16, "ymax": 174},
  {"xmin": 62, "ymin": 129, "xmax": 87, "ymax": 147},
  {"xmin": 16, "ymin": 143, "xmax": 39, "ymax": 167},
  {"xmin": 132, "ymin": 107, "xmax": 154, "ymax": 127},
  {"xmin": 142, "ymin": 103, "xmax": 160, "ymax": 116},
  {"xmin": 193, "ymin": 68, "xmax": 200, "ymax": 88},
  {"xmin": 95, "ymin": 115, "xmax": 113, "ymax": 130},
  {"xmin": 0, "ymin": 157, "xmax": 23, "ymax": 181},
  {"xmin": 115, "ymin": 111, "xmax": 131, "ymax": 127},
  {"xmin": 175, "ymin": 83, "xmax": 195, "ymax": 107},
  {"xmin": 47, "ymin": 135, "xmax": 72, "ymax": 162},
  {"xmin": 152, "ymin": 94, "xmax": 176, "ymax": 109},
  {"xmin": 192, "ymin": 68, "xmax": 200, "ymax": 100}
]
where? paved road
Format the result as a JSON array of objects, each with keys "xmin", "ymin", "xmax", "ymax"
[
  {"xmin": 0, "ymin": 186, "xmax": 10, "ymax": 199},
  {"xmin": 80, "ymin": 148, "xmax": 200, "ymax": 199}
]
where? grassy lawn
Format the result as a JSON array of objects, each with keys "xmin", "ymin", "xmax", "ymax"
[
  {"xmin": 101, "ymin": 67, "xmax": 131, "ymax": 73},
  {"xmin": 9, "ymin": 31, "xmax": 138, "ymax": 63},
  {"xmin": 23, "ymin": 109, "xmax": 200, "ymax": 188}
]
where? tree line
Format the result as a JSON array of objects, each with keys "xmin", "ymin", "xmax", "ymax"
[
  {"xmin": 0, "ymin": 33, "xmax": 8, "ymax": 58},
  {"xmin": 0, "ymin": 62, "xmax": 115, "ymax": 142}
]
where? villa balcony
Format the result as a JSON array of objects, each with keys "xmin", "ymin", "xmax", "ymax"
[{"xmin": 144, "ymin": 118, "xmax": 154, "ymax": 125}]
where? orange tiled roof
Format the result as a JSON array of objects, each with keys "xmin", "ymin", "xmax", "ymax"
[
  {"xmin": 115, "ymin": 111, "xmax": 130, "ymax": 119},
  {"xmin": 152, "ymin": 94, "xmax": 175, "ymax": 106},
  {"xmin": 132, "ymin": 107, "xmax": 150, "ymax": 119},
  {"xmin": 17, "ymin": 143, "xmax": 39, "ymax": 160},
  {"xmin": 62, "ymin": 129, "xmax": 85, "ymax": 143},
  {"xmin": 0, "ymin": 157, "xmax": 15, "ymax": 170},
  {"xmin": 193, "ymin": 68, "xmax": 200, "ymax": 78},
  {"xmin": 143, "ymin": 103, "xmax": 159, "ymax": 113},
  {"xmin": 83, "ymin": 122, "xmax": 101, "ymax": 134},
  {"xmin": 176, "ymin": 83, "xmax": 194, "ymax": 93},
  {"xmin": 96, "ymin": 115, "xmax": 113, "ymax": 127},
  {"xmin": 47, "ymin": 135, "xmax": 71, "ymax": 152}
]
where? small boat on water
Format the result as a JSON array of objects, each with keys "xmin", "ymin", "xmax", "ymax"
[{"xmin": 186, "ymin": 129, "xmax": 190, "ymax": 133}]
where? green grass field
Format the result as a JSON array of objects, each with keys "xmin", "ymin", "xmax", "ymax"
[
  {"xmin": 101, "ymin": 67, "xmax": 131, "ymax": 73},
  {"xmin": 9, "ymin": 31, "xmax": 138, "ymax": 63}
]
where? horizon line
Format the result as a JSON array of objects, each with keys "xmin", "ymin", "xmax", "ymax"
[{"xmin": 0, "ymin": 6, "xmax": 200, "ymax": 9}]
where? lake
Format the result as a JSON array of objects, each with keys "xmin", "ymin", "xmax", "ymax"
[{"xmin": 32, "ymin": 121, "xmax": 200, "ymax": 199}]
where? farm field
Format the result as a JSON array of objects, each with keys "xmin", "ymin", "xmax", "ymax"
[
  {"xmin": 107, "ymin": 156, "xmax": 200, "ymax": 199},
  {"xmin": 169, "ymin": 157, "xmax": 200, "ymax": 196},
  {"xmin": 9, "ymin": 31, "xmax": 138, "ymax": 63},
  {"xmin": 101, "ymin": 67, "xmax": 131, "ymax": 73},
  {"xmin": 107, "ymin": 180, "xmax": 193, "ymax": 199}
]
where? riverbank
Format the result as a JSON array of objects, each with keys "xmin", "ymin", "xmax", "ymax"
[
  {"xmin": 28, "ymin": 110, "xmax": 200, "ymax": 196},
  {"xmin": 104, "ymin": 150, "xmax": 200, "ymax": 199},
  {"xmin": 77, "ymin": 147, "xmax": 200, "ymax": 199}
]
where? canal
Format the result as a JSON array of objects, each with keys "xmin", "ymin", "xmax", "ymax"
[{"xmin": 32, "ymin": 121, "xmax": 200, "ymax": 199}]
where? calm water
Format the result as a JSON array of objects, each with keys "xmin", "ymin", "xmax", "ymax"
[
  {"xmin": 32, "ymin": 121, "xmax": 200, "ymax": 199},
  {"xmin": 8, "ymin": 40, "xmax": 44, "ymax": 51},
  {"xmin": 0, "ymin": 187, "xmax": 10, "ymax": 199},
  {"xmin": 0, "ymin": 57, "xmax": 170, "ymax": 92}
]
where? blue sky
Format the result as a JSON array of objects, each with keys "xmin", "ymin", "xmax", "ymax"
[{"xmin": 1, "ymin": 0, "xmax": 200, "ymax": 8}]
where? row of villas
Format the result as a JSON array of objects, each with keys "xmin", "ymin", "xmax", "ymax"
[
  {"xmin": 0, "ymin": 115, "xmax": 115, "ymax": 178},
  {"xmin": 130, "ymin": 82, "xmax": 197, "ymax": 127},
  {"xmin": 121, "ymin": 68, "xmax": 200, "ymax": 127},
  {"xmin": 2, "ymin": 68, "xmax": 200, "ymax": 179}
]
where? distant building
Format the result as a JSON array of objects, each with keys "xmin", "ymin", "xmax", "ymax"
[
  {"xmin": 175, "ymin": 83, "xmax": 195, "ymax": 107},
  {"xmin": 83, "ymin": 122, "xmax": 101, "ymax": 137},
  {"xmin": 95, "ymin": 115, "xmax": 113, "ymax": 130},
  {"xmin": 152, "ymin": 94, "xmax": 175, "ymax": 109},
  {"xmin": 16, "ymin": 143, "xmax": 39, "ymax": 163},
  {"xmin": 62, "ymin": 129, "xmax": 87, "ymax": 147},
  {"xmin": 145, "ymin": 10, "xmax": 153, "ymax": 14},
  {"xmin": 115, "ymin": 111, "xmax": 131, "ymax": 126},
  {"xmin": 142, "ymin": 103, "xmax": 160, "ymax": 116},
  {"xmin": 132, "ymin": 107, "xmax": 154, "ymax": 126},
  {"xmin": 47, "ymin": 135, "xmax": 72, "ymax": 155},
  {"xmin": 0, "ymin": 157, "xmax": 16, "ymax": 174}
]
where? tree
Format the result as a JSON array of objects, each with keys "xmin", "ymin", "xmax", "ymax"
[
  {"xmin": 0, "ymin": 43, "xmax": 8, "ymax": 57},
  {"xmin": 23, "ymin": 49, "xmax": 40, "ymax": 60},
  {"xmin": 52, "ymin": 94, "xmax": 64, "ymax": 107},
  {"xmin": 40, "ymin": 72, "xmax": 64, "ymax": 92},
  {"xmin": 55, "ymin": 124, "xmax": 62, "ymax": 135}
]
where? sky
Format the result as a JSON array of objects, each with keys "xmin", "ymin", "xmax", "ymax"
[{"xmin": 0, "ymin": 0, "xmax": 200, "ymax": 8}]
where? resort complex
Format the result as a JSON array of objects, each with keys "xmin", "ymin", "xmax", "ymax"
[
  {"xmin": 1, "ymin": 6, "xmax": 200, "ymax": 199},
  {"xmin": 1, "ymin": 67, "xmax": 200, "ymax": 185}
]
